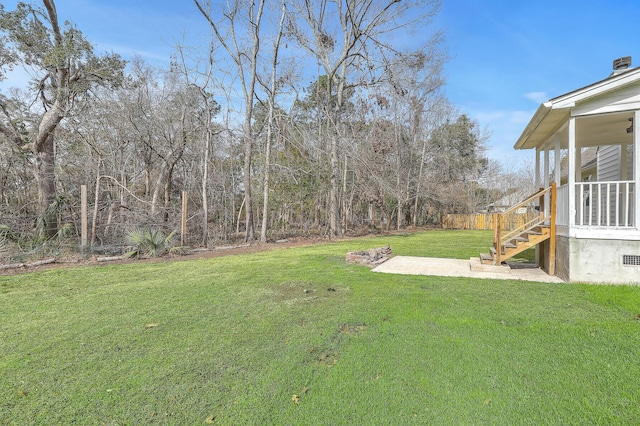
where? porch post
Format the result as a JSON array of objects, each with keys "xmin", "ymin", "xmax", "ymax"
[
  {"xmin": 535, "ymin": 148, "xmax": 541, "ymax": 188},
  {"xmin": 554, "ymin": 134, "xmax": 561, "ymax": 186},
  {"xmin": 634, "ymin": 110, "xmax": 640, "ymax": 228},
  {"xmin": 544, "ymin": 147, "xmax": 550, "ymax": 216},
  {"xmin": 575, "ymin": 143, "xmax": 582, "ymax": 183},
  {"xmin": 621, "ymin": 142, "xmax": 628, "ymax": 181},
  {"xmin": 568, "ymin": 117, "xmax": 576, "ymax": 234},
  {"xmin": 549, "ymin": 182, "xmax": 556, "ymax": 276},
  {"xmin": 534, "ymin": 147, "xmax": 542, "ymax": 267}
]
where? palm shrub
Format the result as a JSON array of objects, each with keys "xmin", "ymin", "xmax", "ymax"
[{"xmin": 125, "ymin": 228, "xmax": 176, "ymax": 258}]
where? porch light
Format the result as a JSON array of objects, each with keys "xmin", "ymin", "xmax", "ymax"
[{"xmin": 627, "ymin": 117, "xmax": 633, "ymax": 134}]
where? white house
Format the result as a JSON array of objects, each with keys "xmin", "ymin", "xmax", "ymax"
[{"xmin": 487, "ymin": 57, "xmax": 640, "ymax": 284}]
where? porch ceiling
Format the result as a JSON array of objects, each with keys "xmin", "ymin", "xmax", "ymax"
[
  {"xmin": 514, "ymin": 66, "xmax": 640, "ymax": 151},
  {"xmin": 575, "ymin": 112, "xmax": 634, "ymax": 148},
  {"xmin": 515, "ymin": 107, "xmax": 634, "ymax": 150}
]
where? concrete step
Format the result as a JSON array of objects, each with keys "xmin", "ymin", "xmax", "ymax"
[{"xmin": 470, "ymin": 257, "xmax": 511, "ymax": 273}]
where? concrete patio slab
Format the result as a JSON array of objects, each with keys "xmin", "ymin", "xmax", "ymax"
[{"xmin": 372, "ymin": 256, "xmax": 565, "ymax": 283}]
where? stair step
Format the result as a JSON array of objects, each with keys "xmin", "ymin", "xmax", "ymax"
[
  {"xmin": 480, "ymin": 252, "xmax": 493, "ymax": 261},
  {"xmin": 485, "ymin": 191, "xmax": 555, "ymax": 265}
]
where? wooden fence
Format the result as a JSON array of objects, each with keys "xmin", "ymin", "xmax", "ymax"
[{"xmin": 441, "ymin": 213, "xmax": 538, "ymax": 230}]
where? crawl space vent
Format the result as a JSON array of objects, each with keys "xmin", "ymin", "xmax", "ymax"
[{"xmin": 622, "ymin": 255, "xmax": 640, "ymax": 266}]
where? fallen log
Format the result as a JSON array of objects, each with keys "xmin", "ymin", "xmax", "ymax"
[
  {"xmin": 189, "ymin": 248, "xmax": 210, "ymax": 253},
  {"xmin": 0, "ymin": 262, "xmax": 25, "ymax": 271},
  {"xmin": 97, "ymin": 255, "xmax": 124, "ymax": 262},
  {"xmin": 215, "ymin": 243, "xmax": 251, "ymax": 251},
  {"xmin": 29, "ymin": 258, "xmax": 56, "ymax": 267}
]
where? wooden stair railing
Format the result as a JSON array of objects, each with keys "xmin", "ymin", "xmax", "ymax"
[{"xmin": 486, "ymin": 183, "xmax": 556, "ymax": 275}]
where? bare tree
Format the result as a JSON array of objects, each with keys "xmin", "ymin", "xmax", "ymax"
[
  {"xmin": 287, "ymin": 0, "xmax": 442, "ymax": 237},
  {"xmin": 0, "ymin": 0, "xmax": 124, "ymax": 238},
  {"xmin": 194, "ymin": 0, "xmax": 266, "ymax": 242},
  {"xmin": 259, "ymin": 1, "xmax": 287, "ymax": 243},
  {"xmin": 173, "ymin": 38, "xmax": 221, "ymax": 247}
]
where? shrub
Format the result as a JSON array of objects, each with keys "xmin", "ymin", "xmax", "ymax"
[{"xmin": 125, "ymin": 228, "xmax": 176, "ymax": 258}]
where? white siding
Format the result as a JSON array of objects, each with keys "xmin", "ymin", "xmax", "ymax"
[
  {"xmin": 597, "ymin": 145, "xmax": 621, "ymax": 181},
  {"xmin": 627, "ymin": 145, "xmax": 634, "ymax": 180},
  {"xmin": 595, "ymin": 146, "xmax": 622, "ymax": 224},
  {"xmin": 573, "ymin": 82, "xmax": 640, "ymax": 116},
  {"xmin": 594, "ymin": 144, "xmax": 634, "ymax": 180}
]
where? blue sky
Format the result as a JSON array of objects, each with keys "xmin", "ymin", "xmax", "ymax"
[
  {"xmin": 437, "ymin": 0, "xmax": 640, "ymax": 167},
  {"xmin": 3, "ymin": 0, "xmax": 640, "ymax": 168}
]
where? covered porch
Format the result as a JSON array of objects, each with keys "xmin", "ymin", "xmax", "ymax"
[
  {"xmin": 514, "ymin": 60, "xmax": 640, "ymax": 283},
  {"xmin": 534, "ymin": 110, "xmax": 640, "ymax": 239}
]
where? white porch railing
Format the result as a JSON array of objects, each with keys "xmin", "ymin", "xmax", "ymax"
[
  {"xmin": 576, "ymin": 181, "xmax": 635, "ymax": 228},
  {"xmin": 556, "ymin": 184, "xmax": 570, "ymax": 227}
]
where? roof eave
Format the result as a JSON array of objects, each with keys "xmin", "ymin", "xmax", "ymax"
[
  {"xmin": 514, "ymin": 101, "xmax": 552, "ymax": 150},
  {"xmin": 514, "ymin": 67, "xmax": 640, "ymax": 151}
]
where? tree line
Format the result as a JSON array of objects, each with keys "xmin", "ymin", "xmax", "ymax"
[{"xmin": 0, "ymin": 0, "xmax": 528, "ymax": 256}]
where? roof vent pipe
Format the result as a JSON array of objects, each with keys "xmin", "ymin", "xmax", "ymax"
[{"xmin": 613, "ymin": 56, "xmax": 632, "ymax": 71}]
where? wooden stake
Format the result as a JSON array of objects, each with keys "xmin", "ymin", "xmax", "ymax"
[
  {"xmin": 181, "ymin": 191, "xmax": 187, "ymax": 246},
  {"xmin": 81, "ymin": 185, "xmax": 88, "ymax": 250}
]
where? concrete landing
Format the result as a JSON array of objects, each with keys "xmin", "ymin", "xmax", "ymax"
[{"xmin": 372, "ymin": 256, "xmax": 564, "ymax": 283}]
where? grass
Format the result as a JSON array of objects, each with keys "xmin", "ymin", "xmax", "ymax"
[{"xmin": 2, "ymin": 230, "xmax": 640, "ymax": 424}]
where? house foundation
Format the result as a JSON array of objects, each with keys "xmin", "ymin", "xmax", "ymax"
[{"xmin": 544, "ymin": 237, "xmax": 640, "ymax": 284}]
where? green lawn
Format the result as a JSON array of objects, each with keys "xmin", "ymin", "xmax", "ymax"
[{"xmin": 2, "ymin": 230, "xmax": 640, "ymax": 424}]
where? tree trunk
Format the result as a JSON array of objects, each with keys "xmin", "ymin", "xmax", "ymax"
[
  {"xmin": 342, "ymin": 155, "xmax": 348, "ymax": 234},
  {"xmin": 413, "ymin": 135, "xmax": 428, "ymax": 227},
  {"xmin": 91, "ymin": 173, "xmax": 100, "ymax": 246},
  {"xmin": 329, "ymin": 133, "xmax": 340, "ymax": 238},
  {"xmin": 164, "ymin": 162, "xmax": 177, "ymax": 223},
  {"xmin": 202, "ymin": 129, "xmax": 210, "ymax": 247},
  {"xmin": 260, "ymin": 1, "xmax": 286, "ymax": 243},
  {"xmin": 260, "ymin": 127, "xmax": 272, "ymax": 243},
  {"xmin": 35, "ymin": 134, "xmax": 57, "ymax": 238},
  {"xmin": 150, "ymin": 162, "xmax": 166, "ymax": 217},
  {"xmin": 243, "ymin": 135, "xmax": 255, "ymax": 241}
]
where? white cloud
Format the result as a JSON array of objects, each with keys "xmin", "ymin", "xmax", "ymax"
[
  {"xmin": 524, "ymin": 91, "xmax": 548, "ymax": 103},
  {"xmin": 95, "ymin": 42, "xmax": 171, "ymax": 64}
]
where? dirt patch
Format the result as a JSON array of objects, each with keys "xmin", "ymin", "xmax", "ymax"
[
  {"xmin": 0, "ymin": 236, "xmax": 323, "ymax": 277},
  {"xmin": 309, "ymin": 322, "xmax": 368, "ymax": 368},
  {"xmin": 267, "ymin": 281, "xmax": 344, "ymax": 305},
  {"xmin": 314, "ymin": 350, "xmax": 340, "ymax": 367},
  {"xmin": 339, "ymin": 323, "xmax": 367, "ymax": 335},
  {"xmin": 0, "ymin": 228, "xmax": 434, "ymax": 277}
]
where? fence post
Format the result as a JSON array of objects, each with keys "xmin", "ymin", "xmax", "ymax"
[
  {"xmin": 181, "ymin": 191, "xmax": 187, "ymax": 246},
  {"xmin": 81, "ymin": 185, "xmax": 88, "ymax": 253}
]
